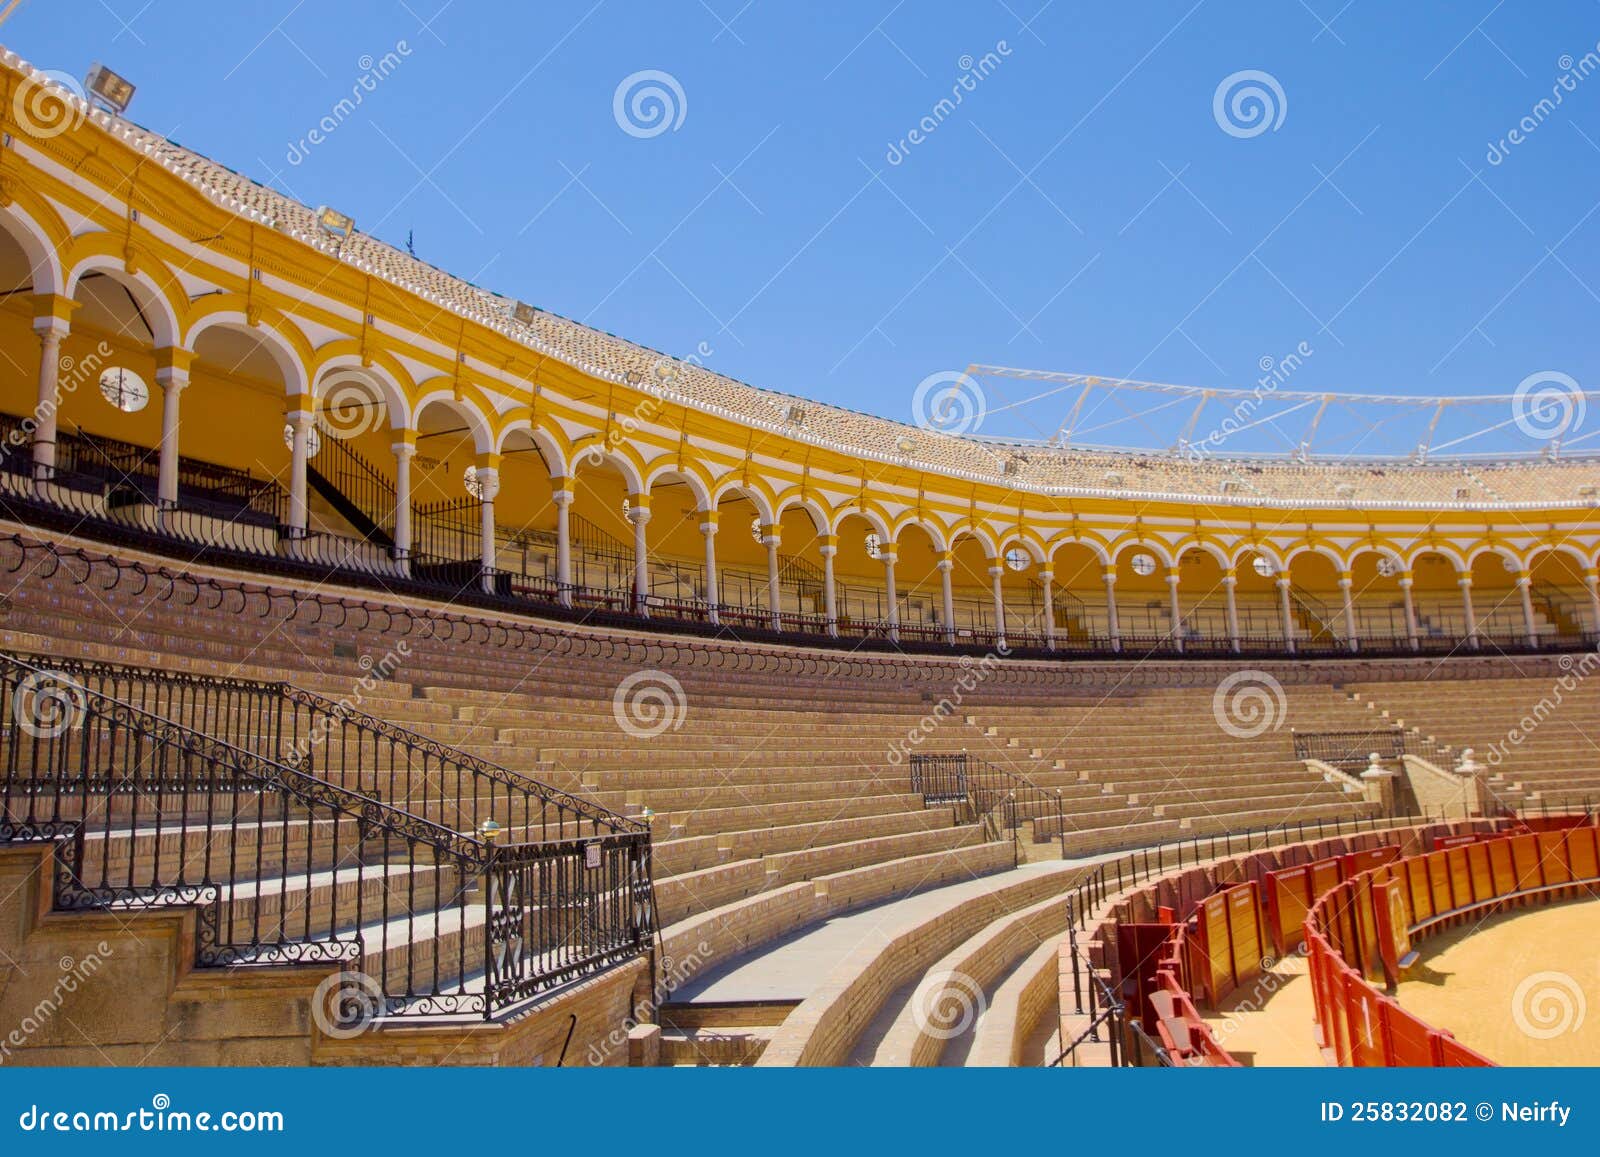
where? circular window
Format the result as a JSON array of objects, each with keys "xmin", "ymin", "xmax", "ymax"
[
  {"xmin": 1501, "ymin": 554, "xmax": 1519, "ymax": 574},
  {"xmin": 1251, "ymin": 557, "xmax": 1274, "ymax": 578},
  {"xmin": 864, "ymin": 533, "xmax": 882, "ymax": 560},
  {"xmin": 1004, "ymin": 547, "xmax": 1028, "ymax": 572},
  {"xmin": 1375, "ymin": 556, "xmax": 1396, "ymax": 578},
  {"xmin": 1130, "ymin": 553, "xmax": 1156, "ymax": 576},
  {"xmin": 283, "ymin": 422, "xmax": 322, "ymax": 458},
  {"xmin": 751, "ymin": 516, "xmax": 762, "ymax": 543},
  {"xmin": 464, "ymin": 466, "xmax": 483, "ymax": 499},
  {"xmin": 99, "ymin": 367, "xmax": 149, "ymax": 413}
]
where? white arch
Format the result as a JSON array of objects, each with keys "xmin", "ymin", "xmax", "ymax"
[
  {"xmin": 830, "ymin": 505, "xmax": 891, "ymax": 541},
  {"xmin": 774, "ymin": 493, "xmax": 831, "ymax": 537},
  {"xmin": 993, "ymin": 531, "xmax": 1045, "ymax": 566},
  {"xmin": 645, "ymin": 463, "xmax": 712, "ymax": 511},
  {"xmin": 64, "ymin": 257, "xmax": 181, "ymax": 349},
  {"xmin": 1229, "ymin": 543, "xmax": 1287, "ymax": 575},
  {"xmin": 1282, "ymin": 543, "xmax": 1348, "ymax": 573},
  {"xmin": 313, "ymin": 359, "xmax": 410, "ymax": 429},
  {"xmin": 1345, "ymin": 542, "xmax": 1408, "ymax": 573},
  {"xmin": 712, "ymin": 481, "xmax": 776, "ymax": 526},
  {"xmin": 185, "ymin": 311, "xmax": 310, "ymax": 396},
  {"xmin": 895, "ymin": 517, "xmax": 951, "ymax": 555},
  {"xmin": 1404, "ymin": 544, "xmax": 1469, "ymax": 574},
  {"xmin": 1109, "ymin": 537, "xmax": 1177, "ymax": 570},
  {"xmin": 1525, "ymin": 541, "xmax": 1595, "ymax": 571},
  {"xmin": 0, "ymin": 204, "xmax": 62, "ymax": 297},
  {"xmin": 571, "ymin": 441, "xmax": 646, "ymax": 496},
  {"xmin": 1463, "ymin": 542, "xmax": 1529, "ymax": 573},
  {"xmin": 1046, "ymin": 536, "xmax": 1113, "ymax": 569},
  {"xmin": 496, "ymin": 420, "xmax": 569, "ymax": 478},
  {"xmin": 412, "ymin": 388, "xmax": 495, "ymax": 456}
]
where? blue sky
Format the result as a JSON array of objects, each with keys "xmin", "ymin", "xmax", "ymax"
[{"xmin": 10, "ymin": 1, "xmax": 1600, "ymax": 454}]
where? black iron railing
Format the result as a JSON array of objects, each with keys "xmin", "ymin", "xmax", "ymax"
[
  {"xmin": 1291, "ymin": 727, "xmax": 1408, "ymax": 773},
  {"xmin": 909, "ymin": 752, "xmax": 1067, "ymax": 861},
  {"xmin": 23, "ymin": 653, "xmax": 643, "ymax": 842},
  {"xmin": 909, "ymin": 753, "xmax": 969, "ymax": 805},
  {"xmin": 1048, "ymin": 922, "xmax": 1128, "ymax": 1068},
  {"xmin": 0, "ymin": 653, "xmax": 652, "ymax": 1020}
]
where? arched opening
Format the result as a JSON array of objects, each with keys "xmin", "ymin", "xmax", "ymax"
[
  {"xmin": 1048, "ymin": 541, "xmax": 1107, "ymax": 645},
  {"xmin": 1409, "ymin": 550, "xmax": 1469, "ymax": 642},
  {"xmin": 894, "ymin": 522, "xmax": 946, "ymax": 641},
  {"xmin": 1233, "ymin": 548, "xmax": 1286, "ymax": 644},
  {"xmin": 1346, "ymin": 548, "xmax": 1410, "ymax": 647},
  {"xmin": 1527, "ymin": 546, "xmax": 1594, "ymax": 638},
  {"xmin": 832, "ymin": 510, "xmax": 893, "ymax": 635},
  {"xmin": 1467, "ymin": 549, "xmax": 1531, "ymax": 645},
  {"xmin": 1111, "ymin": 541, "xmax": 1174, "ymax": 645},
  {"xmin": 1283, "ymin": 549, "xmax": 1347, "ymax": 651},
  {"xmin": 566, "ymin": 448, "xmax": 638, "ymax": 605},
  {"xmin": 947, "ymin": 531, "xmax": 998, "ymax": 640},
  {"xmin": 713, "ymin": 485, "xmax": 777, "ymax": 621},
  {"xmin": 1173, "ymin": 546, "xmax": 1228, "ymax": 648}
]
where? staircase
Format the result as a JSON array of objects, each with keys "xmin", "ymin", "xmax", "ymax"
[{"xmin": 0, "ymin": 652, "xmax": 652, "ymax": 1042}]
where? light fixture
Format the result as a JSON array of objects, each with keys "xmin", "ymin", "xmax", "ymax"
[
  {"xmin": 315, "ymin": 205, "xmax": 355, "ymax": 239},
  {"xmin": 84, "ymin": 62, "xmax": 135, "ymax": 115}
]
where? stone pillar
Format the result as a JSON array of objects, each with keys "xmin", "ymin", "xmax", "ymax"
[
  {"xmin": 1586, "ymin": 569, "xmax": 1600, "ymax": 638},
  {"xmin": 627, "ymin": 501, "xmax": 651, "ymax": 615},
  {"xmin": 1459, "ymin": 575, "xmax": 1479, "ymax": 650},
  {"xmin": 391, "ymin": 435, "xmax": 415, "ymax": 576},
  {"xmin": 153, "ymin": 348, "xmax": 192, "ymax": 509},
  {"xmin": 1165, "ymin": 568, "xmax": 1184, "ymax": 654},
  {"xmin": 1361, "ymin": 752, "xmax": 1398, "ymax": 815},
  {"xmin": 820, "ymin": 536, "xmax": 839, "ymax": 637},
  {"xmin": 1276, "ymin": 576, "xmax": 1297, "ymax": 655},
  {"xmin": 937, "ymin": 554, "xmax": 956, "ymax": 644},
  {"xmin": 1517, "ymin": 571, "xmax": 1539, "ymax": 647},
  {"xmin": 762, "ymin": 526, "xmax": 782, "ymax": 632},
  {"xmin": 1040, "ymin": 569, "xmax": 1056, "ymax": 651},
  {"xmin": 1338, "ymin": 571, "xmax": 1358, "ymax": 652},
  {"xmin": 988, "ymin": 564, "xmax": 1007, "ymax": 649},
  {"xmin": 882, "ymin": 547, "xmax": 899, "ymax": 643},
  {"xmin": 475, "ymin": 459, "xmax": 499, "ymax": 594},
  {"xmin": 1103, "ymin": 567, "xmax": 1120, "ymax": 652},
  {"xmin": 1398, "ymin": 572, "xmax": 1419, "ymax": 651},
  {"xmin": 30, "ymin": 303, "xmax": 73, "ymax": 490},
  {"xmin": 553, "ymin": 485, "xmax": 574, "ymax": 607},
  {"xmin": 285, "ymin": 403, "xmax": 314, "ymax": 539},
  {"xmin": 700, "ymin": 515, "xmax": 719, "ymax": 623},
  {"xmin": 1222, "ymin": 571, "xmax": 1240, "ymax": 653}
]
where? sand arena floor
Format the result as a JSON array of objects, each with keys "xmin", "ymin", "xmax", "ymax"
[{"xmin": 1199, "ymin": 897, "xmax": 1599, "ymax": 1066}]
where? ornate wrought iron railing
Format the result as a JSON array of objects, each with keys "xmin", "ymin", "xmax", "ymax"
[{"xmin": 0, "ymin": 653, "xmax": 652, "ymax": 1021}]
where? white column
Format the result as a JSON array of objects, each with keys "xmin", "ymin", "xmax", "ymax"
[
  {"xmin": 553, "ymin": 486, "xmax": 574, "ymax": 607},
  {"xmin": 700, "ymin": 518, "xmax": 719, "ymax": 623},
  {"xmin": 1338, "ymin": 572, "xmax": 1359, "ymax": 652},
  {"xmin": 154, "ymin": 367, "xmax": 187, "ymax": 507},
  {"xmin": 882, "ymin": 548, "xmax": 899, "ymax": 642},
  {"xmin": 936, "ymin": 555, "xmax": 956, "ymax": 644},
  {"xmin": 1040, "ymin": 569, "xmax": 1056, "ymax": 651},
  {"xmin": 1276, "ymin": 576, "xmax": 1297, "ymax": 654},
  {"xmin": 627, "ymin": 502, "xmax": 651, "ymax": 615},
  {"xmin": 1165, "ymin": 568, "xmax": 1184, "ymax": 653},
  {"xmin": 1103, "ymin": 567, "xmax": 1120, "ymax": 652},
  {"xmin": 1517, "ymin": 572, "xmax": 1539, "ymax": 647},
  {"xmin": 1222, "ymin": 572, "xmax": 1240, "ymax": 653},
  {"xmin": 285, "ymin": 407, "xmax": 313, "ymax": 539},
  {"xmin": 31, "ymin": 320, "xmax": 67, "ymax": 490},
  {"xmin": 1399, "ymin": 573, "xmax": 1419, "ymax": 651},
  {"xmin": 762, "ymin": 528, "xmax": 782, "ymax": 632},
  {"xmin": 1459, "ymin": 575, "xmax": 1479, "ymax": 649},
  {"xmin": 391, "ymin": 439, "xmax": 415, "ymax": 576},
  {"xmin": 476, "ymin": 465, "xmax": 499, "ymax": 594},
  {"xmin": 1585, "ymin": 569, "xmax": 1600, "ymax": 638},
  {"xmin": 988, "ymin": 564, "xmax": 1008, "ymax": 649},
  {"xmin": 820, "ymin": 538, "xmax": 839, "ymax": 637}
]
